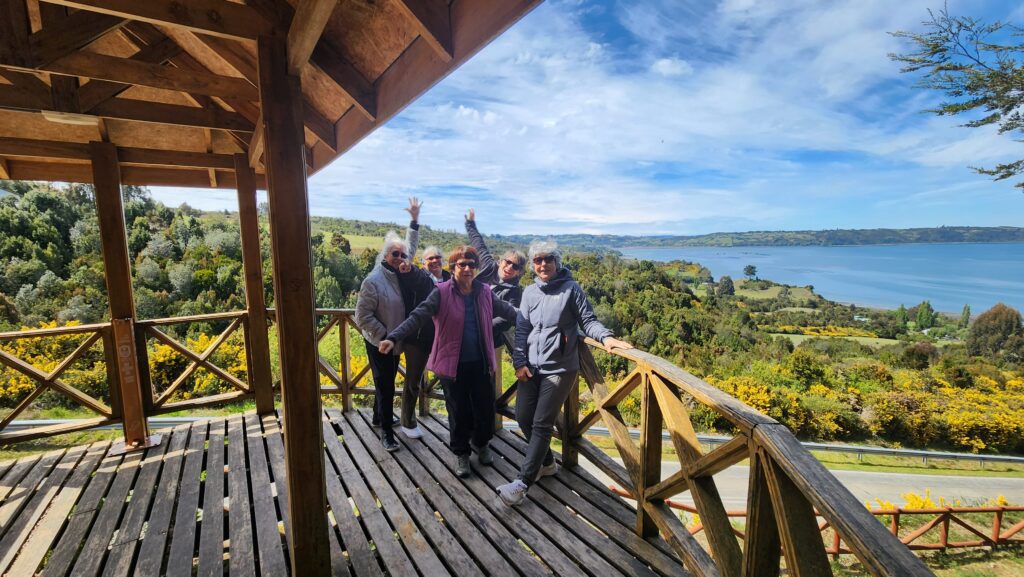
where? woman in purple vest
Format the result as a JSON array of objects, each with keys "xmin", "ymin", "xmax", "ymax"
[{"xmin": 379, "ymin": 245, "xmax": 518, "ymax": 478}]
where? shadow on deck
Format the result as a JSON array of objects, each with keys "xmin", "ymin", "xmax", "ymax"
[{"xmin": 0, "ymin": 410, "xmax": 690, "ymax": 576}]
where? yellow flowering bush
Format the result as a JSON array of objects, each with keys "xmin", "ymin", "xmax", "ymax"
[
  {"xmin": 149, "ymin": 330, "xmax": 248, "ymax": 401},
  {"xmin": 0, "ymin": 321, "xmax": 109, "ymax": 409}
]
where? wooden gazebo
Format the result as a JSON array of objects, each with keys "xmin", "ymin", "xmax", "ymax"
[{"xmin": 0, "ymin": 0, "xmax": 538, "ymax": 573}]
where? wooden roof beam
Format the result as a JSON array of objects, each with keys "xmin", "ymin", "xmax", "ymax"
[
  {"xmin": 39, "ymin": 0, "xmax": 274, "ymax": 42},
  {"xmin": 0, "ymin": 86, "xmax": 254, "ymax": 132},
  {"xmin": 311, "ymin": 41, "xmax": 376, "ymax": 122},
  {"xmin": 286, "ymin": 0, "xmax": 337, "ymax": 75},
  {"xmin": 248, "ymin": 113, "xmax": 265, "ymax": 169},
  {"xmin": 30, "ymin": 9, "xmax": 126, "ymax": 68},
  {"xmin": 393, "ymin": 0, "xmax": 452, "ymax": 62},
  {"xmin": 0, "ymin": 137, "xmax": 240, "ymax": 169},
  {"xmin": 37, "ymin": 4, "xmax": 81, "ymax": 115},
  {"xmin": 78, "ymin": 35, "xmax": 183, "ymax": 111},
  {"xmin": 0, "ymin": 0, "xmax": 34, "ymax": 69},
  {"xmin": 0, "ymin": 158, "xmax": 9, "ymax": 179}
]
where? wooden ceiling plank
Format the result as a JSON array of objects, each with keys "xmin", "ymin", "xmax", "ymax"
[
  {"xmin": 0, "ymin": 0, "xmax": 34, "ymax": 69},
  {"xmin": 40, "ymin": 0, "xmax": 275, "ymax": 41},
  {"xmin": 6, "ymin": 158, "xmax": 262, "ymax": 188},
  {"xmin": 311, "ymin": 41, "xmax": 376, "ymax": 121},
  {"xmin": 246, "ymin": 0, "xmax": 293, "ymax": 33},
  {"xmin": 184, "ymin": 34, "xmax": 258, "ymax": 85},
  {"xmin": 90, "ymin": 98, "xmax": 255, "ymax": 132},
  {"xmin": 79, "ymin": 35, "xmax": 183, "ymax": 111},
  {"xmin": 286, "ymin": 0, "xmax": 337, "ymax": 75},
  {"xmin": 0, "ymin": 70, "xmax": 50, "ymax": 104},
  {"xmin": 0, "ymin": 84, "xmax": 45, "ymax": 110},
  {"xmin": 393, "ymin": 0, "xmax": 452, "ymax": 62},
  {"xmin": 29, "ymin": 10, "xmax": 124, "ymax": 67},
  {"xmin": 118, "ymin": 147, "xmax": 235, "ymax": 170},
  {"xmin": 302, "ymin": 102, "xmax": 336, "ymax": 151},
  {"xmin": 36, "ymin": 50, "xmax": 259, "ymax": 101},
  {"xmin": 0, "ymin": 136, "xmax": 89, "ymax": 159}
]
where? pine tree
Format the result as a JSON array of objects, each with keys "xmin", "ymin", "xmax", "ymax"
[{"xmin": 960, "ymin": 304, "xmax": 971, "ymax": 329}]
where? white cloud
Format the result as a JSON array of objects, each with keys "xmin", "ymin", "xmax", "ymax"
[{"xmin": 650, "ymin": 57, "xmax": 692, "ymax": 77}]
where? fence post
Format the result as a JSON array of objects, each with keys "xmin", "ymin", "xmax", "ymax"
[
  {"xmin": 340, "ymin": 314, "xmax": 352, "ymax": 412},
  {"xmin": 636, "ymin": 371, "xmax": 662, "ymax": 538},
  {"xmin": 562, "ymin": 372, "xmax": 579, "ymax": 467}
]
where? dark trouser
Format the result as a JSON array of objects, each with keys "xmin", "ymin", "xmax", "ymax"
[
  {"xmin": 516, "ymin": 371, "xmax": 577, "ymax": 485},
  {"xmin": 365, "ymin": 339, "xmax": 398, "ymax": 432},
  {"xmin": 439, "ymin": 360, "xmax": 495, "ymax": 456},
  {"xmin": 401, "ymin": 343, "xmax": 429, "ymax": 428}
]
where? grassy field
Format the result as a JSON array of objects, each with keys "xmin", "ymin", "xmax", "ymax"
[
  {"xmin": 734, "ymin": 280, "xmax": 816, "ymax": 301},
  {"xmin": 772, "ymin": 333, "xmax": 902, "ymax": 348},
  {"xmin": 834, "ymin": 548, "xmax": 1024, "ymax": 576},
  {"xmin": 343, "ymin": 234, "xmax": 383, "ymax": 254}
]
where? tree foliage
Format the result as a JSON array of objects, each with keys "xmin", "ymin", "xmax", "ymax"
[
  {"xmin": 967, "ymin": 302, "xmax": 1023, "ymax": 360},
  {"xmin": 890, "ymin": 7, "xmax": 1024, "ymax": 188}
]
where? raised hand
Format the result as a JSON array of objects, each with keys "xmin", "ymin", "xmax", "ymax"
[
  {"xmin": 405, "ymin": 197, "xmax": 422, "ymax": 222},
  {"xmin": 466, "ymin": 208, "xmax": 475, "ymax": 221}
]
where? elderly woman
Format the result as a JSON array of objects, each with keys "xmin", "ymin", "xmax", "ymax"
[
  {"xmin": 379, "ymin": 245, "xmax": 517, "ymax": 477},
  {"xmin": 465, "ymin": 209, "xmax": 527, "ymax": 349},
  {"xmin": 421, "ymin": 245, "xmax": 451, "ymax": 284},
  {"xmin": 354, "ymin": 198, "xmax": 423, "ymax": 451},
  {"xmin": 498, "ymin": 240, "xmax": 631, "ymax": 505}
]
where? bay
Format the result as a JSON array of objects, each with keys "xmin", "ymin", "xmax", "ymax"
[{"xmin": 618, "ymin": 242, "xmax": 1024, "ymax": 314}]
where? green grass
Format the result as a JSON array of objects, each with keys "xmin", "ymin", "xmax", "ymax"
[
  {"xmin": 833, "ymin": 548, "xmax": 1024, "ymax": 576},
  {"xmin": 343, "ymin": 234, "xmax": 384, "ymax": 254},
  {"xmin": 734, "ymin": 281, "xmax": 815, "ymax": 301},
  {"xmin": 772, "ymin": 333, "xmax": 902, "ymax": 348}
]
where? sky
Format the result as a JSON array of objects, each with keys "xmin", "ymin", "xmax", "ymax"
[{"xmin": 152, "ymin": 0, "xmax": 1024, "ymax": 236}]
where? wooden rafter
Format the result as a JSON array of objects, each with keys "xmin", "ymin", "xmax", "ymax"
[
  {"xmin": 287, "ymin": 0, "xmax": 337, "ymax": 75},
  {"xmin": 40, "ymin": 0, "xmax": 274, "ymax": 42},
  {"xmin": 0, "ymin": 137, "xmax": 240, "ymax": 169},
  {"xmin": 78, "ymin": 36, "xmax": 184, "ymax": 111},
  {"xmin": 394, "ymin": 0, "xmax": 452, "ymax": 62},
  {"xmin": 29, "ymin": 10, "xmax": 125, "ymax": 68},
  {"xmin": 311, "ymin": 41, "xmax": 376, "ymax": 121}
]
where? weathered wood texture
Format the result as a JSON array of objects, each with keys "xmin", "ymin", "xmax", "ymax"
[{"xmin": 0, "ymin": 411, "xmax": 690, "ymax": 577}]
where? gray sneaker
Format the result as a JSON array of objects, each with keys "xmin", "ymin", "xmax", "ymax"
[
  {"xmin": 497, "ymin": 479, "xmax": 528, "ymax": 506},
  {"xmin": 472, "ymin": 443, "xmax": 493, "ymax": 466},
  {"xmin": 534, "ymin": 461, "xmax": 558, "ymax": 482},
  {"xmin": 456, "ymin": 455, "xmax": 472, "ymax": 478}
]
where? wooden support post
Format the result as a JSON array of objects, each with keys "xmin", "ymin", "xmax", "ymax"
[
  {"xmin": 637, "ymin": 372, "xmax": 662, "ymax": 537},
  {"xmin": 90, "ymin": 140, "xmax": 157, "ymax": 452},
  {"xmin": 561, "ymin": 372, "xmax": 579, "ymax": 467},
  {"xmin": 258, "ymin": 34, "xmax": 331, "ymax": 576},
  {"xmin": 340, "ymin": 315, "xmax": 352, "ymax": 412},
  {"xmin": 235, "ymin": 154, "xmax": 275, "ymax": 414}
]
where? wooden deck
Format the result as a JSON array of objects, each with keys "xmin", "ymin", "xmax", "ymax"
[{"xmin": 0, "ymin": 410, "xmax": 690, "ymax": 576}]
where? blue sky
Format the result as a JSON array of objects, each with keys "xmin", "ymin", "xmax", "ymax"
[{"xmin": 154, "ymin": 0, "xmax": 1024, "ymax": 236}]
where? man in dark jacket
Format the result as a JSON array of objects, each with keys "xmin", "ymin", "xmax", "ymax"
[{"xmin": 465, "ymin": 209, "xmax": 527, "ymax": 349}]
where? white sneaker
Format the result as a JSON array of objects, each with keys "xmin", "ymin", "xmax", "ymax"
[
  {"xmin": 497, "ymin": 479, "xmax": 529, "ymax": 506},
  {"xmin": 534, "ymin": 462, "xmax": 558, "ymax": 482},
  {"xmin": 401, "ymin": 425, "xmax": 424, "ymax": 439}
]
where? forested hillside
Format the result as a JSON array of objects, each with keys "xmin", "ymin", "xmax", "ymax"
[{"xmin": 1, "ymin": 183, "xmax": 1022, "ymax": 454}]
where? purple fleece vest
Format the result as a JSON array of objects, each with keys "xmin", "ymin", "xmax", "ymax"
[{"xmin": 427, "ymin": 280, "xmax": 496, "ymax": 379}]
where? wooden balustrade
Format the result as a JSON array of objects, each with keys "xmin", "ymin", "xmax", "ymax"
[{"xmin": 628, "ymin": 491, "xmax": 1024, "ymax": 557}]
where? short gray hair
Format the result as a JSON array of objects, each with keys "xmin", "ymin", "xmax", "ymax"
[
  {"xmin": 501, "ymin": 249, "xmax": 527, "ymax": 269},
  {"xmin": 381, "ymin": 230, "xmax": 410, "ymax": 256},
  {"xmin": 528, "ymin": 239, "xmax": 561, "ymax": 267},
  {"xmin": 422, "ymin": 245, "xmax": 444, "ymax": 260}
]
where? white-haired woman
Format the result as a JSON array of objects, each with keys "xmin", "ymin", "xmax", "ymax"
[
  {"xmin": 354, "ymin": 198, "xmax": 424, "ymax": 451},
  {"xmin": 421, "ymin": 245, "xmax": 451, "ymax": 284},
  {"xmin": 498, "ymin": 240, "xmax": 631, "ymax": 505},
  {"xmin": 465, "ymin": 209, "xmax": 527, "ymax": 349}
]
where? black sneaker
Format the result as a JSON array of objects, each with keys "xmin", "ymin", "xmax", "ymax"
[
  {"xmin": 456, "ymin": 455, "xmax": 472, "ymax": 478},
  {"xmin": 381, "ymin": 430, "xmax": 400, "ymax": 452},
  {"xmin": 372, "ymin": 415, "xmax": 400, "ymax": 428},
  {"xmin": 472, "ymin": 443, "xmax": 493, "ymax": 466}
]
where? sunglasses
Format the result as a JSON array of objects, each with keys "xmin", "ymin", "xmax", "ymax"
[
  {"xmin": 502, "ymin": 259, "xmax": 523, "ymax": 271},
  {"xmin": 455, "ymin": 260, "xmax": 479, "ymax": 269},
  {"xmin": 426, "ymin": 255, "xmax": 443, "ymax": 261},
  {"xmin": 532, "ymin": 255, "xmax": 556, "ymax": 265},
  {"xmin": 390, "ymin": 250, "xmax": 408, "ymax": 259}
]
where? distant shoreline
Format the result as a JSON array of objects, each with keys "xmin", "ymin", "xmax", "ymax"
[{"xmin": 617, "ymin": 240, "xmax": 1024, "ymax": 250}]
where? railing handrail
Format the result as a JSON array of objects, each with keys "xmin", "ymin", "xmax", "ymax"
[
  {"xmin": 0, "ymin": 322, "xmax": 110, "ymax": 340},
  {"xmin": 134, "ymin": 310, "xmax": 248, "ymax": 326}
]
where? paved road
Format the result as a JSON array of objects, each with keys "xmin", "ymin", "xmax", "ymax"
[{"xmin": 578, "ymin": 461, "xmax": 1024, "ymax": 510}]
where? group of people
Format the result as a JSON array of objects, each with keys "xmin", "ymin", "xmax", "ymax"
[{"xmin": 355, "ymin": 199, "xmax": 631, "ymax": 506}]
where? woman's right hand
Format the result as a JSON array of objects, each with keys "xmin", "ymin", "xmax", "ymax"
[
  {"xmin": 466, "ymin": 208, "xmax": 475, "ymax": 221},
  {"xmin": 515, "ymin": 366, "xmax": 533, "ymax": 381},
  {"xmin": 379, "ymin": 340, "xmax": 395, "ymax": 354}
]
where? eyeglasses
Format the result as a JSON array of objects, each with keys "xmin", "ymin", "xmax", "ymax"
[
  {"xmin": 390, "ymin": 250, "xmax": 408, "ymax": 259},
  {"xmin": 455, "ymin": 260, "xmax": 479, "ymax": 270},
  {"xmin": 502, "ymin": 259, "xmax": 523, "ymax": 271},
  {"xmin": 425, "ymin": 255, "xmax": 443, "ymax": 261},
  {"xmin": 532, "ymin": 255, "xmax": 556, "ymax": 265}
]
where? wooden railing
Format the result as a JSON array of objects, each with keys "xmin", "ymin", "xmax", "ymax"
[
  {"xmin": 494, "ymin": 337, "xmax": 935, "ymax": 577},
  {"xmin": 639, "ymin": 492, "xmax": 1024, "ymax": 557}
]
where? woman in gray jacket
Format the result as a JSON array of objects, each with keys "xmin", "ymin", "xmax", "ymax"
[
  {"xmin": 354, "ymin": 198, "xmax": 423, "ymax": 451},
  {"xmin": 498, "ymin": 240, "xmax": 631, "ymax": 505}
]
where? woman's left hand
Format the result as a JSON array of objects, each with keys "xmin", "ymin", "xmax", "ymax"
[{"xmin": 602, "ymin": 337, "xmax": 632, "ymax": 352}]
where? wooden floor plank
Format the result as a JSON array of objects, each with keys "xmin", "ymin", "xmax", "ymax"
[
  {"xmin": 40, "ymin": 448, "xmax": 124, "ymax": 577},
  {"xmin": 336, "ymin": 413, "xmax": 461, "ymax": 576},
  {"xmin": 487, "ymin": 429, "xmax": 689, "ymax": 577},
  {"xmin": 198, "ymin": 418, "xmax": 227, "ymax": 577},
  {"xmin": 69, "ymin": 449, "xmax": 145, "ymax": 577},
  {"xmin": 427, "ymin": 416, "xmax": 632, "ymax": 577},
  {"xmin": 134, "ymin": 423, "xmax": 191, "ymax": 577},
  {"xmin": 417, "ymin": 415, "xmax": 587, "ymax": 577},
  {"xmin": 227, "ymin": 416, "xmax": 256, "ymax": 577},
  {"xmin": 0, "ymin": 446, "xmax": 87, "ymax": 574},
  {"xmin": 0, "ymin": 455, "xmax": 41, "ymax": 504},
  {"xmin": 6, "ymin": 442, "xmax": 109, "ymax": 577},
  {"xmin": 320, "ymin": 418, "xmax": 379, "ymax": 577},
  {"xmin": 0, "ymin": 459, "xmax": 14, "ymax": 483},
  {"xmin": 243, "ymin": 413, "xmax": 288, "ymax": 576},
  {"xmin": 321, "ymin": 414, "xmax": 418, "ymax": 576},
  {"xmin": 166, "ymin": 420, "xmax": 210, "ymax": 577},
  {"xmin": 262, "ymin": 413, "xmax": 291, "ymax": 542},
  {"xmin": 338, "ymin": 410, "xmax": 521, "ymax": 577},
  {"xmin": 0, "ymin": 450, "xmax": 64, "ymax": 538},
  {"xmin": 101, "ymin": 432, "xmax": 173, "ymax": 577}
]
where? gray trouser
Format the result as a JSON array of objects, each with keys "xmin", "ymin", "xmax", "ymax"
[
  {"xmin": 515, "ymin": 371, "xmax": 577, "ymax": 485},
  {"xmin": 400, "ymin": 343, "xmax": 429, "ymax": 429}
]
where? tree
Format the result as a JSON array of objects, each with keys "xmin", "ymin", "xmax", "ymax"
[
  {"xmin": 915, "ymin": 300, "xmax": 935, "ymax": 329},
  {"xmin": 890, "ymin": 8, "xmax": 1024, "ymax": 188},
  {"xmin": 960, "ymin": 304, "xmax": 971, "ymax": 329},
  {"xmin": 743, "ymin": 264, "xmax": 757, "ymax": 280},
  {"xmin": 716, "ymin": 275, "xmax": 735, "ymax": 297},
  {"xmin": 967, "ymin": 302, "xmax": 1023, "ymax": 358},
  {"xmin": 895, "ymin": 304, "xmax": 908, "ymax": 327}
]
